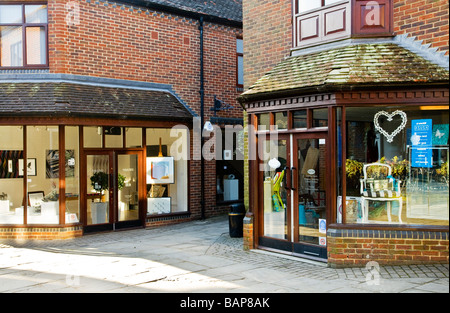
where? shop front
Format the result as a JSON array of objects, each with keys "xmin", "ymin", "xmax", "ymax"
[
  {"xmin": 0, "ymin": 76, "xmax": 193, "ymax": 239},
  {"xmin": 240, "ymin": 43, "xmax": 449, "ymax": 266}
]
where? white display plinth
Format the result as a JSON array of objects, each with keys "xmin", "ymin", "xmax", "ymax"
[{"xmin": 91, "ymin": 202, "xmax": 108, "ymax": 224}]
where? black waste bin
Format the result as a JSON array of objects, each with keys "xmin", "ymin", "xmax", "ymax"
[{"xmin": 228, "ymin": 203, "xmax": 246, "ymax": 238}]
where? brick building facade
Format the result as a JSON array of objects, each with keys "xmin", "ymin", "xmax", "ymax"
[
  {"xmin": 243, "ymin": 0, "xmax": 448, "ymax": 90},
  {"xmin": 240, "ymin": 0, "xmax": 449, "ymax": 267},
  {"xmin": 0, "ymin": 0, "xmax": 243, "ymax": 239}
]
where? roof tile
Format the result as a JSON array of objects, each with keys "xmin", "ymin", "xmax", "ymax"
[
  {"xmin": 0, "ymin": 82, "xmax": 194, "ymax": 120},
  {"xmin": 241, "ymin": 43, "xmax": 448, "ymax": 101},
  {"xmin": 124, "ymin": 0, "xmax": 242, "ymax": 22}
]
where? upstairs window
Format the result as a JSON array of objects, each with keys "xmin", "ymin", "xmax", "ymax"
[
  {"xmin": 236, "ymin": 38, "xmax": 244, "ymax": 89},
  {"xmin": 293, "ymin": 0, "xmax": 393, "ymax": 49},
  {"xmin": 0, "ymin": 4, "xmax": 48, "ymax": 68},
  {"xmin": 295, "ymin": 0, "xmax": 343, "ymax": 14}
]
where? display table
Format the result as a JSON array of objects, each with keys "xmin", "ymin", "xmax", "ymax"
[
  {"xmin": 28, "ymin": 202, "xmax": 59, "ymax": 224},
  {"xmin": 0, "ymin": 203, "xmax": 80, "ymax": 225},
  {"xmin": 41, "ymin": 201, "xmax": 59, "ymax": 216},
  {"xmin": 0, "ymin": 200, "xmax": 10, "ymax": 214},
  {"xmin": 0, "ymin": 201, "xmax": 21, "ymax": 224}
]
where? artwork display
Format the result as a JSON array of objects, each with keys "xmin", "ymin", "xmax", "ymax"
[
  {"xmin": 0, "ymin": 150, "xmax": 24, "ymax": 179},
  {"xmin": 19, "ymin": 158, "xmax": 37, "ymax": 177},
  {"xmin": 146, "ymin": 157, "xmax": 174, "ymax": 184},
  {"xmin": 46, "ymin": 150, "xmax": 75, "ymax": 178}
]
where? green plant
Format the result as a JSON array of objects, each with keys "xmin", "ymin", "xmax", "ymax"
[
  {"xmin": 345, "ymin": 159, "xmax": 364, "ymax": 196},
  {"xmin": 90, "ymin": 172, "xmax": 126, "ymax": 193},
  {"xmin": 436, "ymin": 161, "xmax": 448, "ymax": 177},
  {"xmin": 436, "ymin": 161, "xmax": 449, "ymax": 186},
  {"xmin": 90, "ymin": 172, "xmax": 109, "ymax": 193},
  {"xmin": 346, "ymin": 159, "xmax": 363, "ymax": 178},
  {"xmin": 117, "ymin": 173, "xmax": 126, "ymax": 190},
  {"xmin": 380, "ymin": 156, "xmax": 409, "ymax": 184}
]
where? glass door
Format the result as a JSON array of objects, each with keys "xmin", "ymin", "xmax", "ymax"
[
  {"xmin": 85, "ymin": 152, "xmax": 112, "ymax": 231},
  {"xmin": 83, "ymin": 150, "xmax": 143, "ymax": 232},
  {"xmin": 293, "ymin": 135, "xmax": 328, "ymax": 259},
  {"xmin": 258, "ymin": 134, "xmax": 293, "ymax": 251},
  {"xmin": 115, "ymin": 151, "xmax": 142, "ymax": 229}
]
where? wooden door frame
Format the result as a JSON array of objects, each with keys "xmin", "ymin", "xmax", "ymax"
[
  {"xmin": 291, "ymin": 131, "xmax": 330, "ymax": 259},
  {"xmin": 256, "ymin": 133, "xmax": 293, "ymax": 247},
  {"xmin": 81, "ymin": 148, "xmax": 145, "ymax": 231},
  {"xmin": 113, "ymin": 149, "xmax": 145, "ymax": 229}
]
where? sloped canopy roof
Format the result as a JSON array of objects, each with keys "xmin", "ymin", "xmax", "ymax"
[
  {"xmin": 239, "ymin": 43, "xmax": 449, "ymax": 103},
  {"xmin": 0, "ymin": 82, "xmax": 194, "ymax": 121},
  {"xmin": 118, "ymin": 0, "xmax": 242, "ymax": 25}
]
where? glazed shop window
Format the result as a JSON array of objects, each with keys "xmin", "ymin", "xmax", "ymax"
[
  {"xmin": 0, "ymin": 126, "xmax": 24, "ymax": 225},
  {"xmin": 146, "ymin": 128, "xmax": 189, "ymax": 215},
  {"xmin": 340, "ymin": 106, "xmax": 449, "ymax": 226},
  {"xmin": 0, "ymin": 4, "xmax": 48, "ymax": 68},
  {"xmin": 65, "ymin": 126, "xmax": 80, "ymax": 224},
  {"xmin": 26, "ymin": 126, "xmax": 60, "ymax": 225}
]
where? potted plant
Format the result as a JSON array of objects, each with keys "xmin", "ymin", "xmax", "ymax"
[
  {"xmin": 379, "ymin": 156, "xmax": 409, "ymax": 190},
  {"xmin": 346, "ymin": 159, "xmax": 363, "ymax": 196},
  {"xmin": 117, "ymin": 173, "xmax": 126, "ymax": 191},
  {"xmin": 89, "ymin": 172, "xmax": 126, "ymax": 224},
  {"xmin": 90, "ymin": 171, "xmax": 109, "ymax": 200},
  {"xmin": 436, "ymin": 161, "xmax": 449, "ymax": 187},
  {"xmin": 90, "ymin": 172, "xmax": 126, "ymax": 198}
]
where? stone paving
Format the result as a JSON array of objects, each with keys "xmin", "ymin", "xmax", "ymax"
[{"xmin": 0, "ymin": 216, "xmax": 448, "ymax": 293}]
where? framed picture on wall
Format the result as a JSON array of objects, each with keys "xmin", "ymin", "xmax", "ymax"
[
  {"xmin": 19, "ymin": 158, "xmax": 37, "ymax": 177},
  {"xmin": 46, "ymin": 150, "xmax": 76, "ymax": 178},
  {"xmin": 147, "ymin": 157, "xmax": 174, "ymax": 184}
]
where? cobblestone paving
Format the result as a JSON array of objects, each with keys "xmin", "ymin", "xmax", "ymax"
[
  {"xmin": 206, "ymin": 232, "xmax": 449, "ymax": 281},
  {"xmin": 1, "ymin": 216, "xmax": 449, "ymax": 293}
]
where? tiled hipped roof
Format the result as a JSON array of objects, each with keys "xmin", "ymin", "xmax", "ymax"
[
  {"xmin": 240, "ymin": 43, "xmax": 449, "ymax": 101},
  {"xmin": 0, "ymin": 82, "xmax": 193, "ymax": 120},
  {"xmin": 121, "ymin": 0, "xmax": 242, "ymax": 23}
]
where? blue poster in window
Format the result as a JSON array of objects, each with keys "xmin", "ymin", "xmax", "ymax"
[
  {"xmin": 411, "ymin": 119, "xmax": 433, "ymax": 168},
  {"xmin": 411, "ymin": 119, "xmax": 433, "ymax": 147},
  {"xmin": 411, "ymin": 147, "xmax": 433, "ymax": 168}
]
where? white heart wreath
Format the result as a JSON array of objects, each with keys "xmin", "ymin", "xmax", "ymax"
[{"xmin": 374, "ymin": 110, "xmax": 408, "ymax": 143}]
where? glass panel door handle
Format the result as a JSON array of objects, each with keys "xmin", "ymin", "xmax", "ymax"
[
  {"xmin": 290, "ymin": 167, "xmax": 297, "ymax": 191},
  {"xmin": 284, "ymin": 166, "xmax": 291, "ymax": 190}
]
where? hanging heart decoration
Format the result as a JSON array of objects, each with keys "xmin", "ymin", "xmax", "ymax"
[{"xmin": 374, "ymin": 110, "xmax": 408, "ymax": 143}]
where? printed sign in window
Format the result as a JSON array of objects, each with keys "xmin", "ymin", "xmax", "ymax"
[{"xmin": 411, "ymin": 119, "xmax": 433, "ymax": 168}]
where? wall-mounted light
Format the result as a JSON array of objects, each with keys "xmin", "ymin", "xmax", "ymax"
[{"xmin": 203, "ymin": 121, "xmax": 214, "ymax": 132}]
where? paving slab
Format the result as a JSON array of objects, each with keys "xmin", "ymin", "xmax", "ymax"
[{"xmin": 0, "ymin": 215, "xmax": 448, "ymax": 294}]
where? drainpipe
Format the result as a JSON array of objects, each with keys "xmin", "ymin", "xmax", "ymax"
[{"xmin": 199, "ymin": 16, "xmax": 206, "ymax": 220}]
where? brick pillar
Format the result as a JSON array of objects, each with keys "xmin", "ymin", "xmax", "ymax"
[{"xmin": 243, "ymin": 212, "xmax": 254, "ymax": 251}]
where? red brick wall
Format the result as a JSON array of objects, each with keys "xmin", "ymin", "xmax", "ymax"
[
  {"xmin": 44, "ymin": 0, "xmax": 243, "ymax": 218},
  {"xmin": 328, "ymin": 234, "xmax": 449, "ymax": 268},
  {"xmin": 48, "ymin": 0, "xmax": 242, "ymax": 117},
  {"xmin": 242, "ymin": 0, "xmax": 448, "ymax": 92},
  {"xmin": 242, "ymin": 0, "xmax": 292, "ymax": 90},
  {"xmin": 0, "ymin": 226, "xmax": 83, "ymax": 240},
  {"xmin": 394, "ymin": 0, "xmax": 449, "ymax": 55}
]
